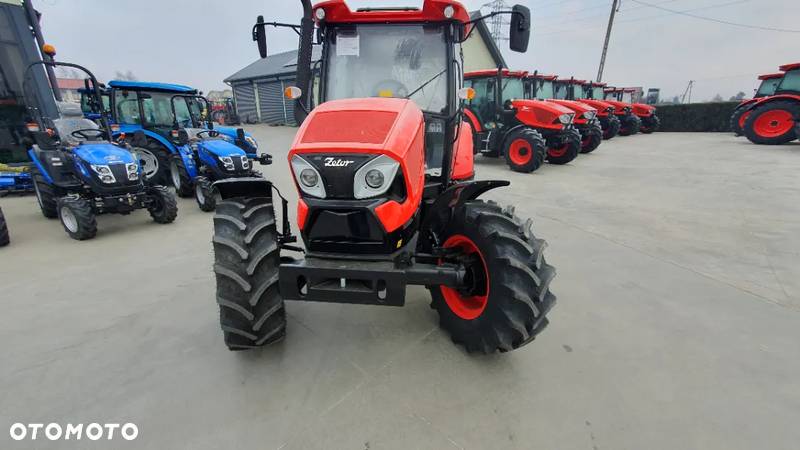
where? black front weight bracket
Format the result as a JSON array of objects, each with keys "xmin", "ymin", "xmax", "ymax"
[{"xmin": 279, "ymin": 257, "xmax": 465, "ymax": 307}]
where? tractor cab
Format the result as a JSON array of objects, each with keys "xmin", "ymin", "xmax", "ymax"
[
  {"xmin": 601, "ymin": 86, "xmax": 646, "ymax": 135},
  {"xmin": 755, "ymin": 73, "xmax": 783, "ymax": 98},
  {"xmin": 464, "ymin": 69, "xmax": 580, "ymax": 168},
  {"xmin": 78, "ymin": 81, "xmax": 110, "ymax": 122},
  {"xmin": 739, "ymin": 62, "xmax": 800, "ymax": 145},
  {"xmin": 550, "ymin": 78, "xmax": 619, "ymax": 140},
  {"xmin": 773, "ymin": 63, "xmax": 800, "ymax": 95}
]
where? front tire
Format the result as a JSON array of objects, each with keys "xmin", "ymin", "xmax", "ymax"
[
  {"xmin": 619, "ymin": 115, "xmax": 641, "ymax": 136},
  {"xmin": 546, "ymin": 128, "xmax": 581, "ymax": 164},
  {"xmin": 730, "ymin": 105, "xmax": 749, "ymax": 136},
  {"xmin": 429, "ymin": 201, "xmax": 556, "ymax": 353},
  {"xmin": 170, "ymin": 155, "xmax": 194, "ymax": 198},
  {"xmin": 57, "ymin": 197, "xmax": 97, "ymax": 240},
  {"xmin": 602, "ymin": 115, "xmax": 621, "ymax": 140},
  {"xmin": 212, "ymin": 197, "xmax": 285, "ymax": 350},
  {"xmin": 743, "ymin": 101, "xmax": 799, "ymax": 145},
  {"xmin": 640, "ymin": 115, "xmax": 660, "ymax": 134},
  {"xmin": 147, "ymin": 186, "xmax": 178, "ymax": 224},
  {"xmin": 0, "ymin": 207, "xmax": 9, "ymax": 247},
  {"xmin": 502, "ymin": 127, "xmax": 546, "ymax": 173},
  {"xmin": 194, "ymin": 176, "xmax": 217, "ymax": 212},
  {"xmin": 580, "ymin": 122, "xmax": 603, "ymax": 154},
  {"xmin": 31, "ymin": 168, "xmax": 57, "ymax": 219}
]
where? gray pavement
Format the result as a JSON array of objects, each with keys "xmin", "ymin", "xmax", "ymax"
[{"xmin": 1, "ymin": 128, "xmax": 799, "ymax": 449}]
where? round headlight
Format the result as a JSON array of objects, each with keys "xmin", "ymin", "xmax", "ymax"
[
  {"xmin": 443, "ymin": 5, "xmax": 455, "ymax": 18},
  {"xmin": 299, "ymin": 168, "xmax": 318, "ymax": 187},
  {"xmin": 315, "ymin": 7, "xmax": 325, "ymax": 20},
  {"xmin": 365, "ymin": 169, "xmax": 384, "ymax": 188}
]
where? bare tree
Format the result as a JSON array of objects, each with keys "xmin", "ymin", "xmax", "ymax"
[
  {"xmin": 114, "ymin": 70, "xmax": 138, "ymax": 81},
  {"xmin": 711, "ymin": 94, "xmax": 724, "ymax": 102},
  {"xmin": 729, "ymin": 91, "xmax": 746, "ymax": 101}
]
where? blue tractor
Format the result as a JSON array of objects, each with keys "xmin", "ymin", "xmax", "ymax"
[
  {"xmin": 160, "ymin": 94, "xmax": 271, "ymax": 211},
  {"xmin": 25, "ymin": 60, "xmax": 178, "ymax": 240},
  {"xmin": 95, "ymin": 81, "xmax": 260, "ymax": 191}
]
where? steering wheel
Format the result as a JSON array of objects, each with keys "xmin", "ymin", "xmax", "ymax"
[
  {"xmin": 196, "ymin": 129, "xmax": 220, "ymax": 139},
  {"xmin": 71, "ymin": 128, "xmax": 106, "ymax": 141},
  {"xmin": 372, "ymin": 79, "xmax": 409, "ymax": 98}
]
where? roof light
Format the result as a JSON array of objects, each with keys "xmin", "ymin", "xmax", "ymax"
[
  {"xmin": 443, "ymin": 5, "xmax": 455, "ymax": 18},
  {"xmin": 315, "ymin": 7, "xmax": 325, "ymax": 20}
]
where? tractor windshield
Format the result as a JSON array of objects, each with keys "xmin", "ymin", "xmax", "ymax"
[
  {"xmin": 775, "ymin": 70, "xmax": 800, "ymax": 94},
  {"xmin": 756, "ymin": 78, "xmax": 782, "ymax": 97},
  {"xmin": 324, "ymin": 24, "xmax": 450, "ymax": 115},
  {"xmin": 141, "ymin": 92, "xmax": 194, "ymax": 128},
  {"xmin": 621, "ymin": 92, "xmax": 634, "ymax": 103},
  {"xmin": 501, "ymin": 77, "xmax": 525, "ymax": 100},
  {"xmin": 587, "ymin": 87, "xmax": 602, "ymax": 100},
  {"xmin": 533, "ymin": 80, "xmax": 553, "ymax": 99},
  {"xmin": 554, "ymin": 83, "xmax": 568, "ymax": 100},
  {"xmin": 572, "ymin": 83, "xmax": 586, "ymax": 99}
]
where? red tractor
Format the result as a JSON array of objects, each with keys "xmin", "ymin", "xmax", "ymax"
[
  {"xmin": 605, "ymin": 87, "xmax": 659, "ymax": 134},
  {"xmin": 463, "ymin": 69, "xmax": 580, "ymax": 171},
  {"xmin": 546, "ymin": 76, "xmax": 619, "ymax": 141},
  {"xmin": 583, "ymin": 82, "xmax": 639, "ymax": 136},
  {"xmin": 526, "ymin": 75, "xmax": 603, "ymax": 153},
  {"xmin": 730, "ymin": 72, "xmax": 784, "ymax": 136},
  {"xmin": 210, "ymin": 0, "xmax": 556, "ymax": 354},
  {"xmin": 742, "ymin": 62, "xmax": 800, "ymax": 145}
]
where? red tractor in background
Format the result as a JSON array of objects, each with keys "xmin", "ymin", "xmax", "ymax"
[
  {"xmin": 209, "ymin": 0, "xmax": 557, "ymax": 354},
  {"xmin": 547, "ymin": 76, "xmax": 620, "ymax": 141},
  {"xmin": 605, "ymin": 87, "xmax": 659, "ymax": 134},
  {"xmin": 583, "ymin": 82, "xmax": 640, "ymax": 136},
  {"xmin": 742, "ymin": 62, "xmax": 800, "ymax": 145},
  {"xmin": 464, "ymin": 69, "xmax": 580, "ymax": 171},
  {"xmin": 730, "ymin": 72, "xmax": 783, "ymax": 136},
  {"xmin": 527, "ymin": 74, "xmax": 603, "ymax": 153}
]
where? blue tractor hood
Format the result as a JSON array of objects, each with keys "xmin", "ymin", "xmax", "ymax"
[
  {"xmin": 197, "ymin": 139, "xmax": 246, "ymax": 157},
  {"xmin": 73, "ymin": 143, "xmax": 136, "ymax": 166}
]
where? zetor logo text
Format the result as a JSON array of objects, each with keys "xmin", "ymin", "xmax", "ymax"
[
  {"xmin": 323, "ymin": 157, "xmax": 354, "ymax": 167},
  {"xmin": 9, "ymin": 422, "xmax": 138, "ymax": 441}
]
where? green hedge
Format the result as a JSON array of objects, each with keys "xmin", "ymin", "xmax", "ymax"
[{"xmin": 656, "ymin": 101, "xmax": 740, "ymax": 132}]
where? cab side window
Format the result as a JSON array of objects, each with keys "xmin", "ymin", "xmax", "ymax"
[{"xmin": 115, "ymin": 91, "xmax": 140, "ymax": 124}]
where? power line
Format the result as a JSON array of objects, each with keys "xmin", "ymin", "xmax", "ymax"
[{"xmin": 629, "ymin": 0, "xmax": 800, "ymax": 33}]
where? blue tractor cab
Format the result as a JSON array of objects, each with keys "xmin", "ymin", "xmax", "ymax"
[
  {"xmin": 25, "ymin": 60, "xmax": 178, "ymax": 240},
  {"xmin": 100, "ymin": 81, "xmax": 259, "ymax": 187}
]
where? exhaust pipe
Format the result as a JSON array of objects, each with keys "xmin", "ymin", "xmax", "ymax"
[{"xmin": 295, "ymin": 0, "xmax": 314, "ymax": 124}]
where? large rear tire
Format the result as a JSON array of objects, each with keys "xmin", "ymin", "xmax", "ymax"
[
  {"xmin": 743, "ymin": 101, "xmax": 799, "ymax": 145},
  {"xmin": 57, "ymin": 197, "xmax": 97, "ymax": 240},
  {"xmin": 580, "ymin": 122, "xmax": 603, "ymax": 154},
  {"xmin": 212, "ymin": 197, "xmax": 285, "ymax": 350},
  {"xmin": 0, "ymin": 207, "xmax": 9, "ymax": 247},
  {"xmin": 503, "ymin": 128, "xmax": 546, "ymax": 173},
  {"xmin": 133, "ymin": 141, "xmax": 171, "ymax": 185},
  {"xmin": 429, "ymin": 200, "xmax": 556, "ymax": 353},
  {"xmin": 170, "ymin": 155, "xmax": 194, "ymax": 198},
  {"xmin": 546, "ymin": 128, "xmax": 581, "ymax": 164},
  {"xmin": 31, "ymin": 168, "xmax": 57, "ymax": 219}
]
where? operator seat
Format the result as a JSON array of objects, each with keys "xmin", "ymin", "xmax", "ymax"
[{"xmin": 53, "ymin": 101, "xmax": 101, "ymax": 145}]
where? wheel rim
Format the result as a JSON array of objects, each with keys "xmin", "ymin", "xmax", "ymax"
[
  {"xmin": 60, "ymin": 206, "xmax": 78, "ymax": 233},
  {"xmin": 548, "ymin": 143, "xmax": 568, "ymax": 158},
  {"xmin": 195, "ymin": 182, "xmax": 205, "ymax": 204},
  {"xmin": 508, "ymin": 138, "xmax": 532, "ymax": 166},
  {"xmin": 753, "ymin": 109, "xmax": 794, "ymax": 138},
  {"xmin": 134, "ymin": 148, "xmax": 159, "ymax": 180},
  {"xmin": 170, "ymin": 160, "xmax": 181, "ymax": 190},
  {"xmin": 739, "ymin": 111, "xmax": 750, "ymax": 128},
  {"xmin": 439, "ymin": 234, "xmax": 489, "ymax": 320}
]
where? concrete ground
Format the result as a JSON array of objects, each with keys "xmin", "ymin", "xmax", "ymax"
[{"xmin": 1, "ymin": 128, "xmax": 799, "ymax": 450}]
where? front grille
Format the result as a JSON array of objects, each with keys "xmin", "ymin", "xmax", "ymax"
[{"xmin": 303, "ymin": 154, "xmax": 375, "ymax": 199}]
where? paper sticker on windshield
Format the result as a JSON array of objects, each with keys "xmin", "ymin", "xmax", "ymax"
[{"xmin": 337, "ymin": 34, "xmax": 359, "ymax": 57}]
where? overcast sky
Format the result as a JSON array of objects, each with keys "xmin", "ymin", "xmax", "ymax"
[{"xmin": 35, "ymin": 0, "xmax": 799, "ymax": 102}]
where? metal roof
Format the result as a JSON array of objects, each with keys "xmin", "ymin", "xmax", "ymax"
[
  {"xmin": 107, "ymin": 80, "xmax": 196, "ymax": 93},
  {"xmin": 224, "ymin": 47, "xmax": 323, "ymax": 84}
]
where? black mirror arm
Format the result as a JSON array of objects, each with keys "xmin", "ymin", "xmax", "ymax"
[
  {"xmin": 461, "ymin": 10, "xmax": 527, "ymax": 42},
  {"xmin": 252, "ymin": 21, "xmax": 303, "ymax": 37}
]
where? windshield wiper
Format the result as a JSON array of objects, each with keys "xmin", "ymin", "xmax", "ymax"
[{"xmin": 405, "ymin": 69, "xmax": 447, "ymax": 100}]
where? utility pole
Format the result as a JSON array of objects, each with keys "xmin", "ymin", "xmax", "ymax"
[
  {"xmin": 681, "ymin": 80, "xmax": 695, "ymax": 104},
  {"xmin": 596, "ymin": 0, "xmax": 620, "ymax": 82}
]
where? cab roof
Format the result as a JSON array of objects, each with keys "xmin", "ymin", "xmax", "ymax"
[
  {"xmin": 529, "ymin": 74, "xmax": 558, "ymax": 81},
  {"xmin": 108, "ymin": 80, "xmax": 197, "ymax": 93},
  {"xmin": 313, "ymin": 0, "xmax": 471, "ymax": 26},
  {"xmin": 556, "ymin": 78, "xmax": 586, "ymax": 84},
  {"xmin": 465, "ymin": 68, "xmax": 528, "ymax": 79},
  {"xmin": 758, "ymin": 73, "xmax": 784, "ymax": 80},
  {"xmin": 779, "ymin": 62, "xmax": 800, "ymax": 72}
]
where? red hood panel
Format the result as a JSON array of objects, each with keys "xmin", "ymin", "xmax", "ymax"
[{"xmin": 302, "ymin": 110, "xmax": 397, "ymax": 145}]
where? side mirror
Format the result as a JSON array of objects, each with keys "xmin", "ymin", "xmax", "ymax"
[
  {"xmin": 254, "ymin": 15, "xmax": 267, "ymax": 58},
  {"xmin": 509, "ymin": 5, "xmax": 531, "ymax": 53}
]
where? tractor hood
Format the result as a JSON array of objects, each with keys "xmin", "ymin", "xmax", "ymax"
[
  {"xmin": 631, "ymin": 103, "xmax": 656, "ymax": 117},
  {"xmin": 603, "ymin": 99, "xmax": 633, "ymax": 114},
  {"xmin": 574, "ymin": 99, "xmax": 616, "ymax": 116},
  {"xmin": 510, "ymin": 99, "xmax": 574, "ymax": 130},
  {"xmin": 544, "ymin": 100, "xmax": 597, "ymax": 124},
  {"xmin": 73, "ymin": 142, "xmax": 136, "ymax": 166},
  {"xmin": 197, "ymin": 139, "xmax": 246, "ymax": 157}
]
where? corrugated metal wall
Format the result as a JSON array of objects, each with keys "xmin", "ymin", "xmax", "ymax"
[
  {"xmin": 257, "ymin": 80, "xmax": 286, "ymax": 125},
  {"xmin": 232, "ymin": 82, "xmax": 257, "ymax": 124}
]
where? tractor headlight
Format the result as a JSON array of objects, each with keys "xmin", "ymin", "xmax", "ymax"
[
  {"xmin": 240, "ymin": 155, "xmax": 250, "ymax": 170},
  {"xmin": 244, "ymin": 135, "xmax": 258, "ymax": 150},
  {"xmin": 91, "ymin": 164, "xmax": 116, "ymax": 183},
  {"xmin": 291, "ymin": 155, "xmax": 325, "ymax": 198},
  {"xmin": 218, "ymin": 155, "xmax": 235, "ymax": 171},
  {"xmin": 126, "ymin": 162, "xmax": 139, "ymax": 181},
  {"xmin": 353, "ymin": 155, "xmax": 399, "ymax": 199},
  {"xmin": 558, "ymin": 113, "xmax": 574, "ymax": 125},
  {"xmin": 583, "ymin": 111, "xmax": 597, "ymax": 120}
]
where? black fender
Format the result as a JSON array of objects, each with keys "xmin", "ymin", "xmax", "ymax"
[
  {"xmin": 744, "ymin": 95, "xmax": 800, "ymax": 113},
  {"xmin": 213, "ymin": 177, "xmax": 273, "ymax": 201},
  {"xmin": 419, "ymin": 180, "xmax": 510, "ymax": 250}
]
